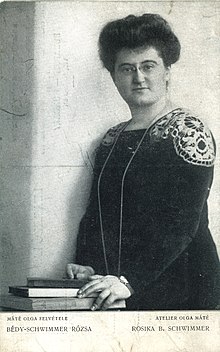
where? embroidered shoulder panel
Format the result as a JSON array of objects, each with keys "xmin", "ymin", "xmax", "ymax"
[
  {"xmin": 150, "ymin": 109, "xmax": 215, "ymax": 167},
  {"xmin": 101, "ymin": 122, "xmax": 127, "ymax": 146}
]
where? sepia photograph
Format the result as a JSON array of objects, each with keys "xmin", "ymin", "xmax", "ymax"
[{"xmin": 0, "ymin": 1, "xmax": 219, "ymax": 351}]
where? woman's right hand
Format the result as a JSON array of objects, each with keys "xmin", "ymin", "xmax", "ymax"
[{"xmin": 66, "ymin": 263, "xmax": 95, "ymax": 280}]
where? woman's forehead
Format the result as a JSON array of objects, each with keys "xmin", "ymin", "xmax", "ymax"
[{"xmin": 115, "ymin": 46, "xmax": 162, "ymax": 64}]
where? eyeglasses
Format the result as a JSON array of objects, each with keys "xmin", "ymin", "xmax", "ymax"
[{"xmin": 118, "ymin": 63, "xmax": 156, "ymax": 76}]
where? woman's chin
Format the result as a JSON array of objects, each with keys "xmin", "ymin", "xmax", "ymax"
[{"xmin": 129, "ymin": 98, "xmax": 157, "ymax": 108}]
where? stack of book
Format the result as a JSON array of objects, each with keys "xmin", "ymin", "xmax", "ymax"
[{"xmin": 0, "ymin": 277, "xmax": 126, "ymax": 311}]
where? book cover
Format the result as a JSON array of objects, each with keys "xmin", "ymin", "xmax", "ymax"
[
  {"xmin": 9, "ymin": 286, "xmax": 99, "ymax": 298},
  {"xmin": 27, "ymin": 277, "xmax": 88, "ymax": 288}
]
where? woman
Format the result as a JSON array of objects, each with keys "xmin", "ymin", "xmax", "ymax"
[{"xmin": 66, "ymin": 14, "xmax": 220, "ymax": 310}]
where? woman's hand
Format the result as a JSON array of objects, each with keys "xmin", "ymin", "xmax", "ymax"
[
  {"xmin": 66, "ymin": 263, "xmax": 95, "ymax": 280},
  {"xmin": 77, "ymin": 275, "xmax": 131, "ymax": 310}
]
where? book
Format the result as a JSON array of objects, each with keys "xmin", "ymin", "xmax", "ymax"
[
  {"xmin": 9, "ymin": 286, "xmax": 98, "ymax": 298},
  {"xmin": 27, "ymin": 277, "xmax": 88, "ymax": 288},
  {"xmin": 0, "ymin": 295, "xmax": 126, "ymax": 311}
]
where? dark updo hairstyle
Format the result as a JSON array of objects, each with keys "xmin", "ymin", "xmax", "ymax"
[{"xmin": 98, "ymin": 14, "xmax": 181, "ymax": 72}]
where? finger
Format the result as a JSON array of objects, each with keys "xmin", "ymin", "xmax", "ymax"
[
  {"xmin": 66, "ymin": 263, "xmax": 76, "ymax": 279},
  {"xmin": 76, "ymin": 272, "xmax": 92, "ymax": 280},
  {"xmin": 89, "ymin": 275, "xmax": 103, "ymax": 281},
  {"xmin": 91, "ymin": 289, "xmax": 111, "ymax": 311},
  {"xmin": 78, "ymin": 281, "xmax": 104, "ymax": 298},
  {"xmin": 66, "ymin": 264, "xmax": 94, "ymax": 279},
  {"xmin": 101, "ymin": 294, "xmax": 115, "ymax": 311},
  {"xmin": 78, "ymin": 279, "xmax": 101, "ymax": 293},
  {"xmin": 85, "ymin": 266, "xmax": 95, "ymax": 275}
]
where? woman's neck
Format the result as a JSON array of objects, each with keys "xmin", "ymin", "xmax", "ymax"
[{"xmin": 127, "ymin": 98, "xmax": 173, "ymax": 131}]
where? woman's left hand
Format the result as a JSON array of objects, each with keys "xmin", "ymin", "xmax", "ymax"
[{"xmin": 77, "ymin": 275, "xmax": 131, "ymax": 310}]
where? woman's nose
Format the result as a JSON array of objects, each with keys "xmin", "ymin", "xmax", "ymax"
[{"xmin": 133, "ymin": 68, "xmax": 146, "ymax": 83}]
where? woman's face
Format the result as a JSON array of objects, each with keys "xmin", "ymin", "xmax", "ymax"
[{"xmin": 112, "ymin": 46, "xmax": 170, "ymax": 108}]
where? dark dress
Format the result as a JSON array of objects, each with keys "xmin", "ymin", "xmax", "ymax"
[{"xmin": 75, "ymin": 108, "xmax": 220, "ymax": 310}]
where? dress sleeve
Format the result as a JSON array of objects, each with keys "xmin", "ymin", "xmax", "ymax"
[{"xmin": 124, "ymin": 114, "xmax": 217, "ymax": 303}]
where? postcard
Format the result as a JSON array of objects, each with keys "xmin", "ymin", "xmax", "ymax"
[{"xmin": 0, "ymin": 1, "xmax": 219, "ymax": 351}]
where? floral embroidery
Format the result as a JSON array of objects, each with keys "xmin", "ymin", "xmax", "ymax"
[
  {"xmin": 150, "ymin": 109, "xmax": 215, "ymax": 167},
  {"xmin": 101, "ymin": 122, "xmax": 127, "ymax": 146}
]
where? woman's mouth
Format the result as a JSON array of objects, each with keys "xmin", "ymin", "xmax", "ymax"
[
  {"xmin": 132, "ymin": 87, "xmax": 149, "ymax": 92},
  {"xmin": 133, "ymin": 86, "xmax": 148, "ymax": 89}
]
